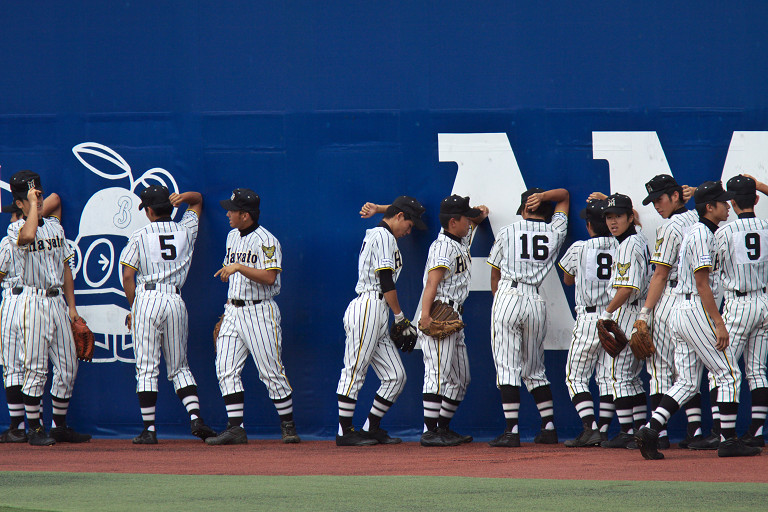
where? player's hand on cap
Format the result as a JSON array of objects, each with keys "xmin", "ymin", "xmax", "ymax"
[
  {"xmin": 359, "ymin": 202, "xmax": 379, "ymax": 218},
  {"xmin": 169, "ymin": 192, "xmax": 183, "ymax": 206},
  {"xmin": 587, "ymin": 192, "xmax": 607, "ymax": 201},
  {"xmin": 27, "ymin": 187, "xmax": 42, "ymax": 201},
  {"xmin": 682, "ymin": 185, "xmax": 696, "ymax": 203},
  {"xmin": 525, "ymin": 193, "xmax": 542, "ymax": 212}
]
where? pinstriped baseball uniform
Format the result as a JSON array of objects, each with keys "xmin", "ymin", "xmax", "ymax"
[
  {"xmin": 215, "ymin": 225, "xmax": 293, "ymax": 400},
  {"xmin": 0, "ymin": 236, "xmax": 25, "ymax": 387},
  {"xmin": 7, "ymin": 216, "xmax": 78, "ymax": 399},
  {"xmin": 119, "ymin": 210, "xmax": 200, "ymax": 393},
  {"xmin": 666, "ymin": 222, "xmax": 741, "ymax": 406},
  {"xmin": 337, "ymin": 223, "xmax": 405, "ymax": 402},
  {"xmin": 608, "ymin": 227, "xmax": 651, "ymax": 399},
  {"xmin": 488, "ymin": 212, "xmax": 568, "ymax": 389},
  {"xmin": 716, "ymin": 214, "xmax": 768, "ymax": 393},
  {"xmin": 420, "ymin": 226, "xmax": 474, "ymax": 402},
  {"xmin": 647, "ymin": 209, "xmax": 699, "ymax": 396},
  {"xmin": 559, "ymin": 236, "xmax": 617, "ymax": 399}
]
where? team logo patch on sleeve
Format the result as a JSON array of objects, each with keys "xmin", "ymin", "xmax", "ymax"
[
  {"xmin": 655, "ymin": 238, "xmax": 664, "ymax": 252},
  {"xmin": 617, "ymin": 262, "xmax": 631, "ymax": 276},
  {"xmin": 262, "ymin": 245, "xmax": 276, "ymax": 259}
]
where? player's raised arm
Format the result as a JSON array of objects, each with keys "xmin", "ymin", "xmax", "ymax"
[
  {"xmin": 742, "ymin": 174, "xmax": 768, "ymax": 196},
  {"xmin": 170, "ymin": 191, "xmax": 203, "ymax": 216},
  {"xmin": 360, "ymin": 202, "xmax": 389, "ymax": 218},
  {"xmin": 41, "ymin": 193, "xmax": 62, "ymax": 219},
  {"xmin": 469, "ymin": 205, "xmax": 489, "ymax": 226}
]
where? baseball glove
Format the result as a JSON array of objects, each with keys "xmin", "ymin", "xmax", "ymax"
[
  {"xmin": 213, "ymin": 314, "xmax": 224, "ymax": 350},
  {"xmin": 390, "ymin": 318, "xmax": 418, "ymax": 353},
  {"xmin": 629, "ymin": 319, "xmax": 655, "ymax": 360},
  {"xmin": 597, "ymin": 319, "xmax": 628, "ymax": 358},
  {"xmin": 418, "ymin": 300, "xmax": 465, "ymax": 341},
  {"xmin": 72, "ymin": 317, "xmax": 95, "ymax": 362}
]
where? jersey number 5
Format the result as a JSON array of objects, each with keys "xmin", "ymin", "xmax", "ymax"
[{"xmin": 158, "ymin": 234, "xmax": 177, "ymax": 261}]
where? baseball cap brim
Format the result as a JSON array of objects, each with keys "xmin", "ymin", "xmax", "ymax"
[
  {"xmin": 220, "ymin": 198, "xmax": 238, "ymax": 211},
  {"xmin": 412, "ymin": 217, "xmax": 427, "ymax": 230},
  {"xmin": 1, "ymin": 203, "xmax": 20, "ymax": 214},
  {"xmin": 642, "ymin": 189, "xmax": 668, "ymax": 206}
]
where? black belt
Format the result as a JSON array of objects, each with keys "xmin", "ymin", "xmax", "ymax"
[
  {"xmin": 510, "ymin": 281, "xmax": 538, "ymax": 291},
  {"xmin": 229, "ymin": 299, "xmax": 263, "ymax": 307},
  {"xmin": 585, "ymin": 306, "xmax": 597, "ymax": 313},
  {"xmin": 736, "ymin": 287, "xmax": 766, "ymax": 297},
  {"xmin": 668, "ymin": 280, "xmax": 678, "ymax": 288},
  {"xmin": 685, "ymin": 293, "xmax": 695, "ymax": 300},
  {"xmin": 446, "ymin": 300, "xmax": 464, "ymax": 315},
  {"xmin": 20, "ymin": 287, "xmax": 60, "ymax": 297},
  {"xmin": 144, "ymin": 283, "xmax": 180, "ymax": 293},
  {"xmin": 630, "ymin": 299, "xmax": 639, "ymax": 306}
]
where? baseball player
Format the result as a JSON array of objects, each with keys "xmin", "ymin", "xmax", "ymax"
[
  {"xmin": 558, "ymin": 199, "xmax": 618, "ymax": 447},
  {"xmin": 487, "ymin": 187, "xmax": 569, "ymax": 447},
  {"xmin": 336, "ymin": 196, "xmax": 426, "ymax": 446},
  {"xmin": 635, "ymin": 181, "xmax": 761, "ymax": 459},
  {"xmin": 419, "ymin": 195, "xmax": 488, "ymax": 447},
  {"xmin": 120, "ymin": 186, "xmax": 216, "ymax": 444},
  {"xmin": 716, "ymin": 175, "xmax": 768, "ymax": 448},
  {"xmin": 638, "ymin": 175, "xmax": 705, "ymax": 449},
  {"xmin": 7, "ymin": 170, "xmax": 90, "ymax": 446},
  {"xmin": 594, "ymin": 193, "xmax": 651, "ymax": 449},
  {"xmin": 206, "ymin": 188, "xmax": 300, "ymax": 446},
  {"xmin": 0, "ymin": 196, "xmax": 60, "ymax": 443}
]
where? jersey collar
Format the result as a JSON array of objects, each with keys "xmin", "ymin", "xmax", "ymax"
[
  {"xmin": 615, "ymin": 223, "xmax": 637, "ymax": 244},
  {"xmin": 441, "ymin": 230, "xmax": 462, "ymax": 243},
  {"xmin": 738, "ymin": 212, "xmax": 757, "ymax": 219},
  {"xmin": 669, "ymin": 207, "xmax": 688, "ymax": 217},
  {"xmin": 700, "ymin": 217, "xmax": 719, "ymax": 233},
  {"xmin": 378, "ymin": 220, "xmax": 394, "ymax": 235},
  {"xmin": 238, "ymin": 223, "xmax": 258, "ymax": 237},
  {"xmin": 153, "ymin": 216, "xmax": 173, "ymax": 222}
]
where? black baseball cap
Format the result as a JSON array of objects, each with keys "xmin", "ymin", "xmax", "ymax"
[
  {"xmin": 579, "ymin": 198, "xmax": 605, "ymax": 220},
  {"xmin": 694, "ymin": 181, "xmax": 735, "ymax": 205},
  {"xmin": 220, "ymin": 188, "xmax": 260, "ymax": 213},
  {"xmin": 440, "ymin": 195, "xmax": 481, "ymax": 218},
  {"xmin": 602, "ymin": 193, "xmax": 633, "ymax": 215},
  {"xmin": 1, "ymin": 203, "xmax": 22, "ymax": 215},
  {"xmin": 138, "ymin": 185, "xmax": 172, "ymax": 211},
  {"xmin": 391, "ymin": 195, "xmax": 426, "ymax": 230},
  {"xmin": 516, "ymin": 188, "xmax": 545, "ymax": 215},
  {"xmin": 9, "ymin": 170, "xmax": 42, "ymax": 201},
  {"xmin": 642, "ymin": 174, "xmax": 680, "ymax": 205},
  {"xmin": 726, "ymin": 175, "xmax": 756, "ymax": 197}
]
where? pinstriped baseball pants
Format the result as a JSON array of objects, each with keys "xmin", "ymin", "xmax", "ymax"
[
  {"xmin": 723, "ymin": 293, "xmax": 768, "ymax": 391},
  {"xmin": 565, "ymin": 310, "xmax": 611, "ymax": 397},
  {"xmin": 666, "ymin": 298, "xmax": 741, "ymax": 404},
  {"xmin": 0, "ymin": 290, "xmax": 25, "ymax": 388},
  {"xmin": 336, "ymin": 292, "xmax": 406, "ymax": 402},
  {"xmin": 420, "ymin": 323, "xmax": 470, "ymax": 401}
]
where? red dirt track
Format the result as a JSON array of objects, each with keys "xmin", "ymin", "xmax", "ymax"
[{"xmin": 0, "ymin": 439, "xmax": 764, "ymax": 482}]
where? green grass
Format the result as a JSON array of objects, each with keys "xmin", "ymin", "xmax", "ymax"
[{"xmin": 0, "ymin": 473, "xmax": 766, "ymax": 512}]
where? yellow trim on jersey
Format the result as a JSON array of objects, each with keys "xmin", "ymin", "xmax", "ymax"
[
  {"xmin": 64, "ymin": 253, "xmax": 75, "ymax": 263},
  {"xmin": 48, "ymin": 214, "xmax": 61, "ymax": 222},
  {"xmin": 557, "ymin": 262, "xmax": 574, "ymax": 277},
  {"xmin": 486, "ymin": 261, "xmax": 500, "ymax": 270},
  {"xmin": 374, "ymin": 266, "xmax": 395, "ymax": 272},
  {"xmin": 554, "ymin": 210, "xmax": 568, "ymax": 216},
  {"xmin": 0, "ymin": 270, "xmax": 6, "ymax": 277},
  {"xmin": 693, "ymin": 264, "xmax": 713, "ymax": 273},
  {"xmin": 264, "ymin": 266, "xmax": 282, "ymax": 272},
  {"xmin": 612, "ymin": 284, "xmax": 639, "ymax": 290},
  {"xmin": 649, "ymin": 260, "xmax": 672, "ymax": 267},
  {"xmin": 428, "ymin": 265, "xmax": 450, "ymax": 272},
  {"xmin": 345, "ymin": 298, "xmax": 370, "ymax": 396},
  {"xmin": 120, "ymin": 261, "xmax": 139, "ymax": 271}
]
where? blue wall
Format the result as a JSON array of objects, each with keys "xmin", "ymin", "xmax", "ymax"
[{"xmin": 1, "ymin": 2, "xmax": 767, "ymax": 440}]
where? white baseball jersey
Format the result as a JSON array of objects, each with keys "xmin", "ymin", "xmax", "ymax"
[
  {"xmin": 487, "ymin": 212, "xmax": 568, "ymax": 287},
  {"xmin": 676, "ymin": 222, "xmax": 718, "ymax": 296},
  {"xmin": 716, "ymin": 215, "xmax": 768, "ymax": 294},
  {"xmin": 119, "ymin": 210, "xmax": 199, "ymax": 288},
  {"xmin": 223, "ymin": 225, "xmax": 282, "ymax": 300},
  {"xmin": 422, "ymin": 227, "xmax": 473, "ymax": 304},
  {"xmin": 558, "ymin": 236, "xmax": 617, "ymax": 308},
  {"xmin": 0, "ymin": 236, "xmax": 24, "ymax": 289},
  {"xmin": 355, "ymin": 224, "xmax": 402, "ymax": 294},
  {"xmin": 651, "ymin": 209, "xmax": 699, "ymax": 284},
  {"xmin": 611, "ymin": 228, "xmax": 652, "ymax": 302},
  {"xmin": 7, "ymin": 216, "xmax": 73, "ymax": 289}
]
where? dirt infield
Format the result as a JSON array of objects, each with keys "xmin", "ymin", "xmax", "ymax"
[{"xmin": 1, "ymin": 439, "xmax": 764, "ymax": 482}]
